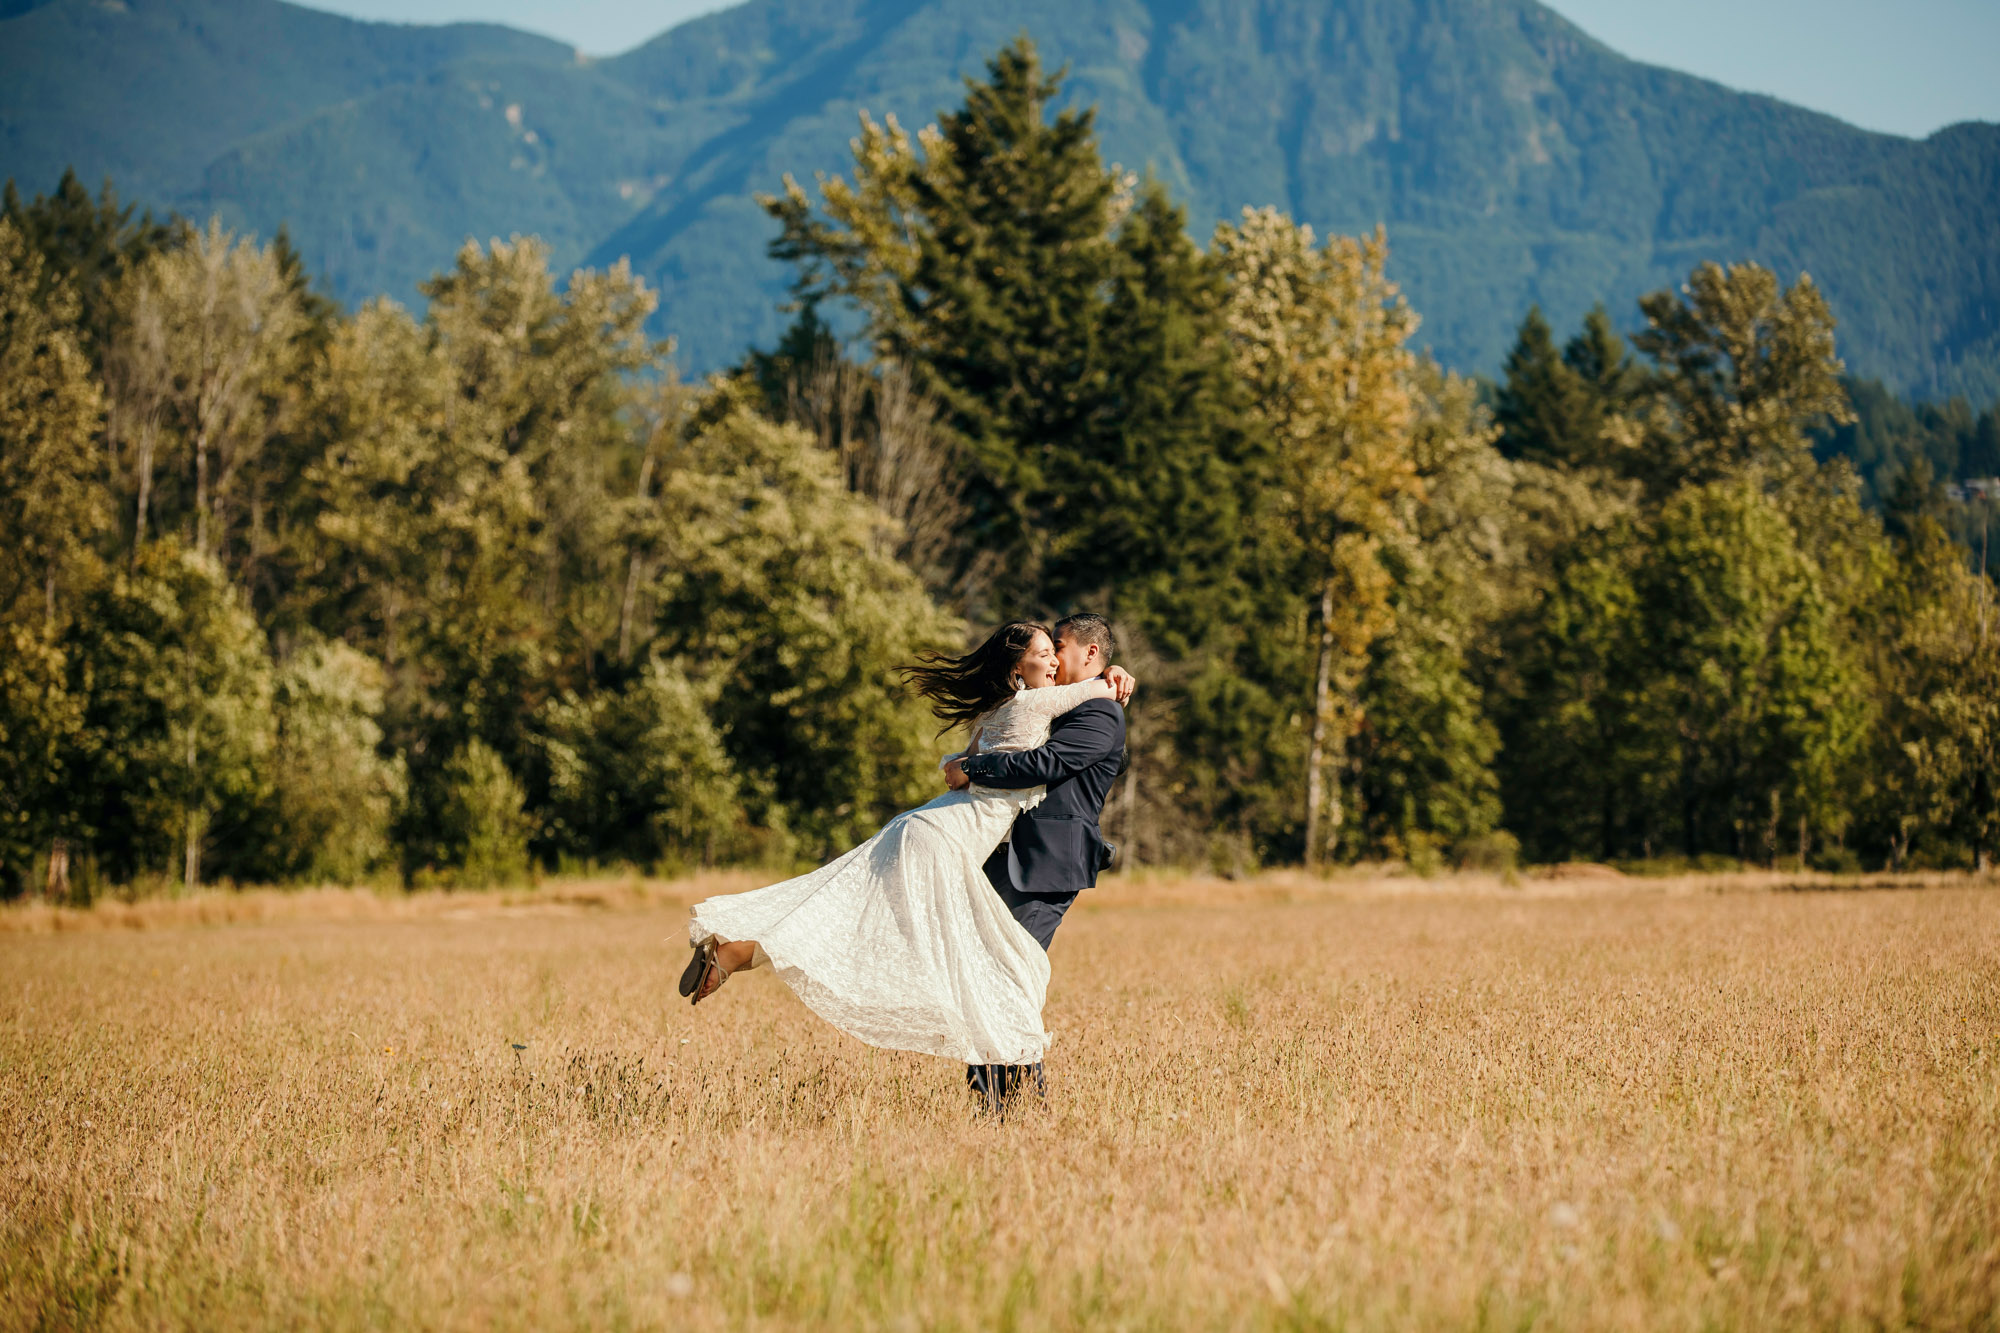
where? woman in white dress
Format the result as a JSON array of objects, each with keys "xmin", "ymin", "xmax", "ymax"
[{"xmin": 674, "ymin": 622, "xmax": 1122, "ymax": 1069}]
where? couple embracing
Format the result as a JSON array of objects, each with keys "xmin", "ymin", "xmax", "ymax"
[{"xmin": 676, "ymin": 614, "xmax": 1134, "ymax": 1111}]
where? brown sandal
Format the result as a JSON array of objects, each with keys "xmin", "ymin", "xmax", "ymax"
[
  {"xmin": 677, "ymin": 940, "xmax": 713, "ymax": 1000},
  {"xmin": 678, "ymin": 940, "xmax": 731, "ymax": 1005}
]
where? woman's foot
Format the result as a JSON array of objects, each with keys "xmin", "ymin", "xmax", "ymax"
[
  {"xmin": 692, "ymin": 955, "xmax": 727, "ymax": 1003},
  {"xmin": 682, "ymin": 938, "xmax": 757, "ymax": 1005}
]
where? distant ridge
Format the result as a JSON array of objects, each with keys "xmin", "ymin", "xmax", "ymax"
[{"xmin": 4, "ymin": 0, "xmax": 1996, "ymax": 395}]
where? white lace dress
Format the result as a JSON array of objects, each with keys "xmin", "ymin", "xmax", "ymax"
[{"xmin": 687, "ymin": 679, "xmax": 1109, "ymax": 1065}]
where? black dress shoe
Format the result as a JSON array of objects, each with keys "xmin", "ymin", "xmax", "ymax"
[{"xmin": 966, "ymin": 1063, "xmax": 1045, "ymax": 1118}]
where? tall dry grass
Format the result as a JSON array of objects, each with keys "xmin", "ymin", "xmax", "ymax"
[{"xmin": 3, "ymin": 874, "xmax": 1997, "ymax": 1330}]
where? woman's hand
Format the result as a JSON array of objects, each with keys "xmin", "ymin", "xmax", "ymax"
[{"xmin": 1104, "ymin": 665, "xmax": 1137, "ymax": 704}]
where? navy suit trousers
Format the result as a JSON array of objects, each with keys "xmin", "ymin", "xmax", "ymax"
[
  {"xmin": 966, "ymin": 845, "xmax": 1077, "ymax": 1108},
  {"xmin": 982, "ymin": 843, "xmax": 1079, "ymax": 948}
]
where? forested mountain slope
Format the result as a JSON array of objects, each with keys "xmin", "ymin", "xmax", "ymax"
[
  {"xmin": 0, "ymin": 0, "xmax": 568, "ymax": 204},
  {"xmin": 4, "ymin": 0, "xmax": 1996, "ymax": 393}
]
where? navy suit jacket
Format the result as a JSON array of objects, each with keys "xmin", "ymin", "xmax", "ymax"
[{"xmin": 959, "ymin": 696, "xmax": 1126, "ymax": 896}]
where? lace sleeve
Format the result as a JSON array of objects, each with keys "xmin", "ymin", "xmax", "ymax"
[
  {"xmin": 937, "ymin": 723, "xmax": 984, "ymax": 770},
  {"xmin": 1011, "ymin": 678, "xmax": 1115, "ymax": 721}
]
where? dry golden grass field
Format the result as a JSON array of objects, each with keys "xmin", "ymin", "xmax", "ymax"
[{"xmin": 4, "ymin": 870, "xmax": 1999, "ymax": 1331}]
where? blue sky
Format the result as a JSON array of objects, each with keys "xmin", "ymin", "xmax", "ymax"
[{"xmin": 300, "ymin": 0, "xmax": 1999, "ymax": 140}]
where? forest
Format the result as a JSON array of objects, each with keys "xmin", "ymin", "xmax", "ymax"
[{"xmin": 2, "ymin": 40, "xmax": 1997, "ymax": 898}]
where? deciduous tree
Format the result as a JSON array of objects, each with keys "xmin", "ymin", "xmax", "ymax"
[
  {"xmin": 1215, "ymin": 208, "xmax": 1419, "ymax": 865},
  {"xmin": 63, "ymin": 543, "xmax": 274, "ymax": 889},
  {"xmin": 0, "ymin": 218, "xmax": 106, "ymax": 627},
  {"xmin": 104, "ymin": 221, "xmax": 306, "ymax": 561}
]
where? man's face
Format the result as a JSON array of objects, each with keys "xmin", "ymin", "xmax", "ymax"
[{"xmin": 1051, "ymin": 631, "xmax": 1099, "ymax": 685}]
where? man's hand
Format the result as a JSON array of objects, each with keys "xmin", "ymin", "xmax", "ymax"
[
  {"xmin": 1105, "ymin": 665, "xmax": 1137, "ymax": 705},
  {"xmin": 943, "ymin": 758, "xmax": 972, "ymax": 791}
]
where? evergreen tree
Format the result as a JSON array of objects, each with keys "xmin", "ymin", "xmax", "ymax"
[
  {"xmin": 1968, "ymin": 408, "xmax": 2000, "ymax": 480},
  {"xmin": 1493, "ymin": 519, "xmax": 1660, "ymax": 862},
  {"xmin": 762, "ymin": 39, "xmax": 1269, "ymax": 867},
  {"xmin": 1883, "ymin": 456, "xmax": 1951, "ymax": 542},
  {"xmin": 269, "ymin": 225, "xmax": 340, "ymax": 351},
  {"xmin": 742, "ymin": 302, "xmax": 841, "ymax": 417},
  {"xmin": 1495, "ymin": 305, "xmax": 1590, "ymax": 466},
  {"xmin": 1810, "ymin": 376, "xmax": 2000, "ymax": 557},
  {"xmin": 1072, "ymin": 180, "xmax": 1256, "ymax": 653},
  {"xmin": 1495, "ymin": 303, "xmax": 1640, "ymax": 469},
  {"xmin": 764, "ymin": 37, "xmax": 1253, "ymax": 637},
  {"xmin": 767, "ymin": 39, "xmax": 1119, "ymax": 600},
  {"xmin": 1, "ymin": 169, "xmax": 174, "ymax": 357},
  {"xmin": 1562, "ymin": 303, "xmax": 1643, "ymax": 408}
]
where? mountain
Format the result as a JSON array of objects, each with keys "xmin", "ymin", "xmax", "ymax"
[
  {"xmin": 0, "ymin": 0, "xmax": 569, "ymax": 206},
  {"xmin": 4, "ymin": 0, "xmax": 1998, "ymax": 397}
]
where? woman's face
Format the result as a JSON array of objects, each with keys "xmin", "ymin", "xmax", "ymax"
[{"xmin": 1016, "ymin": 630, "xmax": 1057, "ymax": 688}]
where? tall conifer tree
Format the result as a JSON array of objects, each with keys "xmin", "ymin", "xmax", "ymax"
[
  {"xmin": 767, "ymin": 40, "xmax": 1117, "ymax": 602},
  {"xmin": 1069, "ymin": 180, "xmax": 1255, "ymax": 651},
  {"xmin": 1495, "ymin": 305, "xmax": 1590, "ymax": 466},
  {"xmin": 1, "ymin": 169, "xmax": 173, "ymax": 358},
  {"xmin": 764, "ymin": 38, "xmax": 1254, "ymax": 634}
]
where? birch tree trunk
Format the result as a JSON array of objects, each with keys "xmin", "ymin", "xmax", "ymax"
[
  {"xmin": 183, "ymin": 720, "xmax": 201, "ymax": 892},
  {"xmin": 194, "ymin": 417, "xmax": 211, "ymax": 556},
  {"xmin": 1304, "ymin": 578, "xmax": 1336, "ymax": 868},
  {"xmin": 617, "ymin": 450, "xmax": 658, "ymax": 663},
  {"xmin": 132, "ymin": 421, "xmax": 156, "ymax": 557},
  {"xmin": 44, "ymin": 838, "xmax": 69, "ymax": 903},
  {"xmin": 1120, "ymin": 712, "xmax": 1139, "ymax": 868},
  {"xmin": 617, "ymin": 555, "xmax": 646, "ymax": 664},
  {"xmin": 183, "ymin": 810, "xmax": 201, "ymax": 892}
]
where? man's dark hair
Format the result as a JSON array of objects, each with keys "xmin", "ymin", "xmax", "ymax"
[{"xmin": 1053, "ymin": 612, "xmax": 1116, "ymax": 664}]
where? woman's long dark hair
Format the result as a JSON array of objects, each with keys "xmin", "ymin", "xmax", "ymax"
[{"xmin": 901, "ymin": 621, "xmax": 1050, "ymax": 733}]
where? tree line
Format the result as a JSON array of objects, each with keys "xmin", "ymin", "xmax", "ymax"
[{"xmin": 2, "ymin": 39, "xmax": 1996, "ymax": 897}]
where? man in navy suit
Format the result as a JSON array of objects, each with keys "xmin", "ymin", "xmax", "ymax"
[{"xmin": 944, "ymin": 612, "xmax": 1128, "ymax": 1109}]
